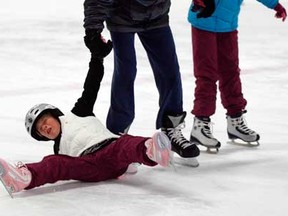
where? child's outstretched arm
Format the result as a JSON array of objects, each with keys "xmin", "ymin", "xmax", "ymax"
[
  {"xmin": 71, "ymin": 38, "xmax": 112, "ymax": 117},
  {"xmin": 71, "ymin": 0, "xmax": 113, "ymax": 117}
]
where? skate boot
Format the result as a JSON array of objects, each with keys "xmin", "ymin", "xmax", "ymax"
[
  {"xmin": 161, "ymin": 112, "xmax": 200, "ymax": 167},
  {"xmin": 190, "ymin": 117, "xmax": 221, "ymax": 152},
  {"xmin": 145, "ymin": 132, "xmax": 173, "ymax": 167},
  {"xmin": 0, "ymin": 158, "xmax": 32, "ymax": 198},
  {"xmin": 227, "ymin": 112, "xmax": 260, "ymax": 146}
]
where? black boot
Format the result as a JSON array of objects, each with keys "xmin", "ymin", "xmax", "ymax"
[{"xmin": 161, "ymin": 112, "xmax": 200, "ymax": 158}]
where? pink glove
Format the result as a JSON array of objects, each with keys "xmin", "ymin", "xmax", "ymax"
[{"xmin": 274, "ymin": 3, "xmax": 287, "ymax": 22}]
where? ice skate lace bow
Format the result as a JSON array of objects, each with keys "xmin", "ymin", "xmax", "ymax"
[
  {"xmin": 15, "ymin": 161, "xmax": 27, "ymax": 170},
  {"xmin": 166, "ymin": 123, "xmax": 191, "ymax": 149}
]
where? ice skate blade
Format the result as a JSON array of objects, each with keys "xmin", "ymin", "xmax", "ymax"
[
  {"xmin": 205, "ymin": 146, "xmax": 219, "ymax": 154},
  {"xmin": 195, "ymin": 142, "xmax": 220, "ymax": 154},
  {"xmin": 227, "ymin": 139, "xmax": 260, "ymax": 147},
  {"xmin": 191, "ymin": 135, "xmax": 221, "ymax": 154},
  {"xmin": 174, "ymin": 156, "xmax": 199, "ymax": 167}
]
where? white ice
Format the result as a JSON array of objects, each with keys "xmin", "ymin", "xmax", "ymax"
[{"xmin": 0, "ymin": 0, "xmax": 288, "ymax": 215}]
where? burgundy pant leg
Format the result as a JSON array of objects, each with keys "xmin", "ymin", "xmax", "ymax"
[
  {"xmin": 191, "ymin": 27, "xmax": 219, "ymax": 117},
  {"xmin": 26, "ymin": 134, "xmax": 156, "ymax": 190},
  {"xmin": 191, "ymin": 27, "xmax": 246, "ymax": 117},
  {"xmin": 217, "ymin": 30, "xmax": 247, "ymax": 116}
]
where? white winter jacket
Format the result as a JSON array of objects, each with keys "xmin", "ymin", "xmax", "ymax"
[{"xmin": 58, "ymin": 112, "xmax": 119, "ymax": 157}]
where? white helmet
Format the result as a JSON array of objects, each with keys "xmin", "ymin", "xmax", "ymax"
[{"xmin": 25, "ymin": 103, "xmax": 63, "ymax": 141}]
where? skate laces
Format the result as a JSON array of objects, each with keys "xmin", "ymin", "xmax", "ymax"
[
  {"xmin": 233, "ymin": 116, "xmax": 256, "ymax": 135},
  {"xmin": 14, "ymin": 162, "xmax": 30, "ymax": 176},
  {"xmin": 15, "ymin": 161, "xmax": 25, "ymax": 168},
  {"xmin": 166, "ymin": 123, "xmax": 192, "ymax": 149},
  {"xmin": 201, "ymin": 121, "xmax": 215, "ymax": 138}
]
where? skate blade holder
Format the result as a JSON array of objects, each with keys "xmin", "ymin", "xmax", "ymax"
[
  {"xmin": 172, "ymin": 153, "xmax": 199, "ymax": 168},
  {"xmin": 199, "ymin": 142, "xmax": 221, "ymax": 154},
  {"xmin": 206, "ymin": 146, "xmax": 220, "ymax": 154},
  {"xmin": 228, "ymin": 139, "xmax": 260, "ymax": 147}
]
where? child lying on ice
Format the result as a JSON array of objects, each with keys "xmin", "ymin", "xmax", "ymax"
[{"xmin": 0, "ymin": 35, "xmax": 173, "ymax": 198}]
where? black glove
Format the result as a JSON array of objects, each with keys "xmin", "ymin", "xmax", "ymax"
[
  {"xmin": 192, "ymin": 0, "xmax": 215, "ymax": 18},
  {"xmin": 84, "ymin": 29, "xmax": 113, "ymax": 58}
]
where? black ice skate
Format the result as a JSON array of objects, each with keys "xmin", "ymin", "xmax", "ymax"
[
  {"xmin": 161, "ymin": 112, "xmax": 200, "ymax": 167},
  {"xmin": 227, "ymin": 113, "xmax": 260, "ymax": 146},
  {"xmin": 190, "ymin": 117, "xmax": 221, "ymax": 153}
]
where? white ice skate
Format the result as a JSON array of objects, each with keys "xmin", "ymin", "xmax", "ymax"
[
  {"xmin": 190, "ymin": 117, "xmax": 221, "ymax": 153},
  {"xmin": 227, "ymin": 114, "xmax": 260, "ymax": 146},
  {"xmin": 145, "ymin": 132, "xmax": 174, "ymax": 167},
  {"xmin": 0, "ymin": 158, "xmax": 32, "ymax": 198}
]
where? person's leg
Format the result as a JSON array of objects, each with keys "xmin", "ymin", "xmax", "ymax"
[
  {"xmin": 111, "ymin": 133, "xmax": 172, "ymax": 167},
  {"xmin": 27, "ymin": 134, "xmax": 168, "ymax": 189},
  {"xmin": 0, "ymin": 133, "xmax": 172, "ymax": 195},
  {"xmin": 25, "ymin": 154, "xmax": 125, "ymax": 190},
  {"xmin": 217, "ymin": 30, "xmax": 259, "ymax": 143},
  {"xmin": 217, "ymin": 30, "xmax": 247, "ymax": 116},
  {"xmin": 106, "ymin": 31, "xmax": 137, "ymax": 134},
  {"xmin": 190, "ymin": 27, "xmax": 220, "ymax": 149},
  {"xmin": 23, "ymin": 137, "xmax": 150, "ymax": 189},
  {"xmin": 138, "ymin": 26, "xmax": 199, "ymax": 158},
  {"xmin": 138, "ymin": 26, "xmax": 183, "ymax": 129},
  {"xmin": 191, "ymin": 27, "xmax": 218, "ymax": 117}
]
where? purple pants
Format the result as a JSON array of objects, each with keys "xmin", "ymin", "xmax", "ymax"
[
  {"xmin": 25, "ymin": 135, "xmax": 156, "ymax": 190},
  {"xmin": 191, "ymin": 27, "xmax": 247, "ymax": 117}
]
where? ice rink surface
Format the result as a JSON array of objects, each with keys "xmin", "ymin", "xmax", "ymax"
[{"xmin": 0, "ymin": 1, "xmax": 288, "ymax": 215}]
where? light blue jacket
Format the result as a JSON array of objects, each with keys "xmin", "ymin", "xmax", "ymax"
[{"xmin": 188, "ymin": 0, "xmax": 279, "ymax": 32}]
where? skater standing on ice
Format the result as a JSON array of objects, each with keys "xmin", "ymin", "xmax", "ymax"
[
  {"xmin": 188, "ymin": 0, "xmax": 286, "ymax": 151},
  {"xmin": 83, "ymin": 0, "xmax": 200, "ymax": 159},
  {"xmin": 0, "ymin": 37, "xmax": 173, "ymax": 198}
]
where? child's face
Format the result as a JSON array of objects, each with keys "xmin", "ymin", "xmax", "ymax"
[{"xmin": 35, "ymin": 113, "xmax": 61, "ymax": 140}]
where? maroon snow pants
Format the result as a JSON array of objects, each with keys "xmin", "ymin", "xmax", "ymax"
[
  {"xmin": 25, "ymin": 134, "xmax": 156, "ymax": 190},
  {"xmin": 191, "ymin": 27, "xmax": 247, "ymax": 117}
]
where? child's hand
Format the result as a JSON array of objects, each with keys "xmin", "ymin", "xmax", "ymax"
[
  {"xmin": 192, "ymin": 0, "xmax": 215, "ymax": 18},
  {"xmin": 84, "ymin": 29, "xmax": 113, "ymax": 58},
  {"xmin": 192, "ymin": 0, "xmax": 205, "ymax": 11},
  {"xmin": 274, "ymin": 3, "xmax": 287, "ymax": 22}
]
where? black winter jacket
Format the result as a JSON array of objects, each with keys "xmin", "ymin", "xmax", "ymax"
[{"xmin": 83, "ymin": 0, "xmax": 171, "ymax": 33}]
